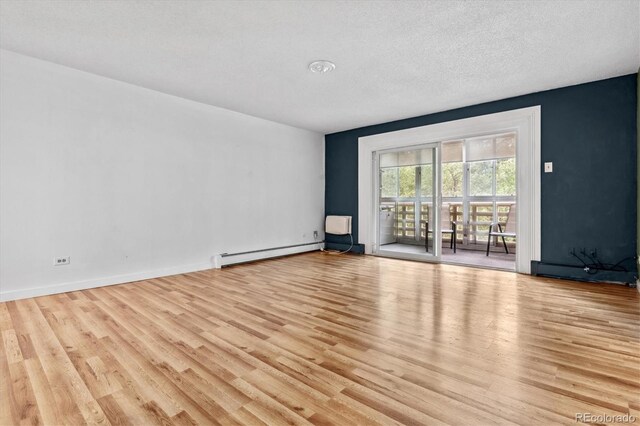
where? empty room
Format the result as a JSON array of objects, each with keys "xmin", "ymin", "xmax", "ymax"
[{"xmin": 1, "ymin": 1, "xmax": 639, "ymax": 425}]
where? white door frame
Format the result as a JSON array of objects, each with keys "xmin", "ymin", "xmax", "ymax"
[
  {"xmin": 373, "ymin": 142, "xmax": 442, "ymax": 263},
  {"xmin": 358, "ymin": 106, "xmax": 541, "ymax": 274}
]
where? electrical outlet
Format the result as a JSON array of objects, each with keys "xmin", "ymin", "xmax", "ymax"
[
  {"xmin": 313, "ymin": 230, "xmax": 319, "ymax": 239},
  {"xmin": 54, "ymin": 256, "xmax": 70, "ymax": 266}
]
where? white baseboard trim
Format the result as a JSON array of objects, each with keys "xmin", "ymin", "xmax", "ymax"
[
  {"xmin": 0, "ymin": 261, "xmax": 213, "ymax": 302},
  {"xmin": 220, "ymin": 242, "xmax": 321, "ymax": 267},
  {"xmin": 0, "ymin": 243, "xmax": 323, "ymax": 302}
]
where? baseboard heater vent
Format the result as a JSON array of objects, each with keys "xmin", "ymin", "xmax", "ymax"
[{"xmin": 214, "ymin": 242, "xmax": 321, "ymax": 268}]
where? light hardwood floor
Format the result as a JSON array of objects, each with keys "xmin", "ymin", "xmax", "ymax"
[{"xmin": 1, "ymin": 252, "xmax": 639, "ymax": 425}]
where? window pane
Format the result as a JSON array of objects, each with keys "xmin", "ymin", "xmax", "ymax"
[
  {"xmin": 395, "ymin": 149, "xmax": 433, "ymax": 167},
  {"xmin": 496, "ymin": 158, "xmax": 516, "ymax": 196},
  {"xmin": 497, "ymin": 204, "xmax": 516, "ymax": 242},
  {"xmin": 466, "ymin": 137, "xmax": 494, "ymax": 162},
  {"xmin": 380, "ymin": 152, "xmax": 398, "ymax": 168},
  {"xmin": 466, "ymin": 132, "xmax": 516, "ymax": 161},
  {"xmin": 420, "ymin": 164, "xmax": 433, "ymax": 198},
  {"xmin": 397, "ymin": 203, "xmax": 414, "ymax": 237},
  {"xmin": 419, "ymin": 202, "xmax": 430, "ymax": 238},
  {"xmin": 442, "ymin": 141, "xmax": 463, "ymax": 163},
  {"xmin": 380, "ymin": 168, "xmax": 397, "ymax": 198},
  {"xmin": 469, "ymin": 161, "xmax": 493, "ymax": 196},
  {"xmin": 398, "ymin": 166, "xmax": 416, "ymax": 197},
  {"xmin": 470, "ymin": 202, "xmax": 493, "ymax": 243},
  {"xmin": 495, "ymin": 134, "xmax": 516, "ymax": 158},
  {"xmin": 442, "ymin": 162, "xmax": 463, "ymax": 197}
]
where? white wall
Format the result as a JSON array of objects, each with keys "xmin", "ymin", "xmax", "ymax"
[{"xmin": 0, "ymin": 50, "xmax": 325, "ymax": 301}]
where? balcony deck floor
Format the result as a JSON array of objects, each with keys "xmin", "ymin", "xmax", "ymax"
[{"xmin": 380, "ymin": 243, "xmax": 516, "ymax": 271}]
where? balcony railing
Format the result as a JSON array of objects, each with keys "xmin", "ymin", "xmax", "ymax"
[{"xmin": 380, "ymin": 200, "xmax": 516, "ymax": 251}]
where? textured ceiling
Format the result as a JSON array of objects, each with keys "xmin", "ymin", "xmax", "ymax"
[{"xmin": 1, "ymin": 1, "xmax": 638, "ymax": 134}]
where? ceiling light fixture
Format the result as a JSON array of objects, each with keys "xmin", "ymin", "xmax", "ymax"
[{"xmin": 308, "ymin": 60, "xmax": 336, "ymax": 73}]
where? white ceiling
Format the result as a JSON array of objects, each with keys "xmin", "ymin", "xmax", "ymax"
[{"xmin": 1, "ymin": 1, "xmax": 638, "ymax": 134}]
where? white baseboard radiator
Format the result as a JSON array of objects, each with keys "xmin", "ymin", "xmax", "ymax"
[{"xmin": 213, "ymin": 241, "xmax": 321, "ymax": 268}]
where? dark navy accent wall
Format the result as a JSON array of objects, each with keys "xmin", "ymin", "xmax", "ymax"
[{"xmin": 325, "ymin": 74, "xmax": 638, "ymax": 279}]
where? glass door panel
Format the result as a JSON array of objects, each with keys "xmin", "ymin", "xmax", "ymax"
[
  {"xmin": 456, "ymin": 133, "xmax": 517, "ymax": 252},
  {"xmin": 375, "ymin": 144, "xmax": 440, "ymax": 261}
]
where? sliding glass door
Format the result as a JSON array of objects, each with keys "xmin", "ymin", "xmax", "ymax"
[
  {"xmin": 441, "ymin": 133, "xmax": 516, "ymax": 253},
  {"xmin": 372, "ymin": 132, "xmax": 516, "ymax": 267},
  {"xmin": 374, "ymin": 143, "xmax": 441, "ymax": 262}
]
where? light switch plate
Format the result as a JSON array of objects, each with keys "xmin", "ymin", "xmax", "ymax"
[{"xmin": 544, "ymin": 162, "xmax": 553, "ymax": 173}]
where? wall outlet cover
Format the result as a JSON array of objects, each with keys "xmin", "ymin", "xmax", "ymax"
[{"xmin": 54, "ymin": 256, "xmax": 70, "ymax": 266}]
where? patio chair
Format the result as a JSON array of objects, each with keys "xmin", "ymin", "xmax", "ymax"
[
  {"xmin": 486, "ymin": 205, "xmax": 516, "ymax": 256},
  {"xmin": 424, "ymin": 205, "xmax": 457, "ymax": 253}
]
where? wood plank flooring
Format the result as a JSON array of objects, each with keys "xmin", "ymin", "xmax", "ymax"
[{"xmin": 1, "ymin": 252, "xmax": 639, "ymax": 425}]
